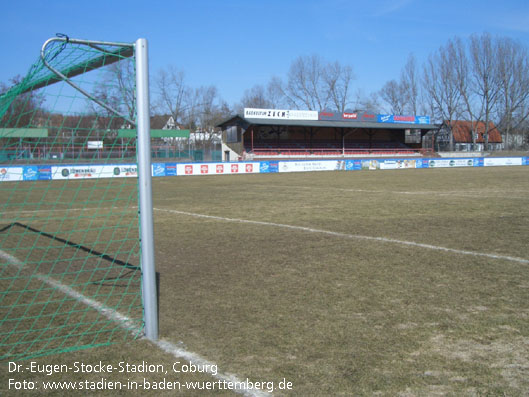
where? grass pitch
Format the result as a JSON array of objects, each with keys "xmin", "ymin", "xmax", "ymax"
[{"xmin": 2, "ymin": 166, "xmax": 529, "ymax": 395}]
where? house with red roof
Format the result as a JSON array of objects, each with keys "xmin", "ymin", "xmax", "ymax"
[{"xmin": 436, "ymin": 120, "xmax": 503, "ymax": 152}]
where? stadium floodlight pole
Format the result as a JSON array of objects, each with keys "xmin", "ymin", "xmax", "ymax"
[{"xmin": 135, "ymin": 38, "xmax": 159, "ymax": 341}]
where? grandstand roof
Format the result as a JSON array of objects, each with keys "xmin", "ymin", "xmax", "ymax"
[{"xmin": 218, "ymin": 114, "xmax": 439, "ymax": 131}]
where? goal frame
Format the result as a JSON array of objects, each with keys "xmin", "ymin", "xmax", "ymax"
[{"xmin": 38, "ymin": 36, "xmax": 158, "ymax": 341}]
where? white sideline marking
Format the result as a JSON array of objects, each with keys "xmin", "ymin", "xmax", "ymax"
[
  {"xmin": 0, "ymin": 249, "xmax": 270, "ymax": 397},
  {"xmin": 153, "ymin": 208, "xmax": 529, "ymax": 265}
]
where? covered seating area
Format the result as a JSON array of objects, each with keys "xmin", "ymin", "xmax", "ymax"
[{"xmin": 218, "ymin": 109, "xmax": 438, "ymax": 160}]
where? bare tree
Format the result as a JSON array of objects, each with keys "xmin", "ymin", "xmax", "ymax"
[
  {"xmin": 282, "ymin": 55, "xmax": 330, "ymax": 110},
  {"xmin": 423, "ymin": 40, "xmax": 464, "ymax": 150},
  {"xmin": 154, "ymin": 66, "xmax": 189, "ymax": 126},
  {"xmin": 236, "ymin": 84, "xmax": 275, "ymax": 113},
  {"xmin": 90, "ymin": 59, "xmax": 136, "ymax": 128},
  {"xmin": 260, "ymin": 56, "xmax": 355, "ymax": 112},
  {"xmin": 354, "ymin": 90, "xmax": 382, "ymax": 113},
  {"xmin": 380, "ymin": 54, "xmax": 420, "ymax": 115},
  {"xmin": 1, "ymin": 76, "xmax": 46, "ymax": 128},
  {"xmin": 495, "ymin": 37, "xmax": 529, "ymax": 149},
  {"xmin": 380, "ymin": 79, "xmax": 407, "ymax": 114},
  {"xmin": 451, "ymin": 36, "xmax": 482, "ymax": 149},
  {"xmin": 400, "ymin": 54, "xmax": 419, "ymax": 115},
  {"xmin": 469, "ymin": 33, "xmax": 501, "ymax": 149},
  {"xmin": 323, "ymin": 61, "xmax": 355, "ymax": 113},
  {"xmin": 195, "ymin": 85, "xmax": 220, "ymax": 131}
]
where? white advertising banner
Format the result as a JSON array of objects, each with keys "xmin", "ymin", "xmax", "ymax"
[
  {"xmin": 0, "ymin": 167, "xmax": 24, "ymax": 181},
  {"xmin": 87, "ymin": 141, "xmax": 104, "ymax": 149},
  {"xmin": 51, "ymin": 165, "xmax": 138, "ymax": 180},
  {"xmin": 279, "ymin": 160, "xmax": 345, "ymax": 173},
  {"xmin": 379, "ymin": 159, "xmax": 417, "ymax": 170},
  {"xmin": 427, "ymin": 159, "xmax": 474, "ymax": 168},
  {"xmin": 244, "ymin": 108, "xmax": 318, "ymax": 121},
  {"xmin": 177, "ymin": 162, "xmax": 260, "ymax": 176},
  {"xmin": 484, "ymin": 157, "xmax": 522, "ymax": 167}
]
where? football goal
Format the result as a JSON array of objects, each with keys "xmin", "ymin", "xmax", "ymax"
[{"xmin": 0, "ymin": 35, "xmax": 157, "ymax": 361}]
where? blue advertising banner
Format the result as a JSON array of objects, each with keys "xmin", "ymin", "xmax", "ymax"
[
  {"xmin": 37, "ymin": 166, "xmax": 52, "ymax": 180},
  {"xmin": 523, "ymin": 157, "xmax": 529, "ymax": 166},
  {"xmin": 260, "ymin": 161, "xmax": 279, "ymax": 173},
  {"xmin": 152, "ymin": 163, "xmax": 166, "ymax": 177},
  {"xmin": 165, "ymin": 163, "xmax": 178, "ymax": 176},
  {"xmin": 377, "ymin": 115, "xmax": 431, "ymax": 124},
  {"xmin": 416, "ymin": 159, "xmax": 430, "ymax": 168},
  {"xmin": 23, "ymin": 166, "xmax": 39, "ymax": 181},
  {"xmin": 345, "ymin": 159, "xmax": 362, "ymax": 170}
]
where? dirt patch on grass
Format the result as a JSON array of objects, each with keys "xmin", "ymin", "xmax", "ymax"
[{"xmin": 416, "ymin": 332, "xmax": 529, "ymax": 393}]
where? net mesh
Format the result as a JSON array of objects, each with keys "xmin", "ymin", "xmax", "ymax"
[{"xmin": 0, "ymin": 37, "xmax": 144, "ymax": 360}]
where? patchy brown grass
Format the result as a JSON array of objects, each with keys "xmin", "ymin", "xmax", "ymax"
[{"xmin": 2, "ymin": 166, "xmax": 529, "ymax": 395}]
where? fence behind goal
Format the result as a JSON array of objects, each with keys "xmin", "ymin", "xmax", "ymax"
[{"xmin": 0, "ymin": 36, "xmax": 156, "ymax": 360}]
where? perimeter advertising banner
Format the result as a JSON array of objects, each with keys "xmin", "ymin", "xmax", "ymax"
[
  {"xmin": 51, "ymin": 165, "xmax": 138, "ymax": 180},
  {"xmin": 1, "ymin": 156, "xmax": 527, "ymax": 182},
  {"xmin": 0, "ymin": 166, "xmax": 24, "ymax": 181},
  {"xmin": 260, "ymin": 161, "xmax": 279, "ymax": 173},
  {"xmin": 360, "ymin": 159, "xmax": 417, "ymax": 170},
  {"xmin": 278, "ymin": 160, "xmax": 346, "ymax": 173},
  {"xmin": 425, "ymin": 158, "xmax": 476, "ymax": 168},
  {"xmin": 176, "ymin": 162, "xmax": 260, "ymax": 176},
  {"xmin": 483, "ymin": 157, "xmax": 523, "ymax": 167}
]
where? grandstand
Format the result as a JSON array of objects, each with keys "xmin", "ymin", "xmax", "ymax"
[{"xmin": 218, "ymin": 108, "xmax": 438, "ymax": 160}]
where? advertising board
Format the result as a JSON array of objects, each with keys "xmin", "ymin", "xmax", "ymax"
[
  {"xmin": 0, "ymin": 167, "xmax": 24, "ymax": 181},
  {"xmin": 426, "ymin": 159, "xmax": 475, "ymax": 168},
  {"xmin": 483, "ymin": 157, "xmax": 523, "ymax": 167},
  {"xmin": 51, "ymin": 165, "xmax": 138, "ymax": 180},
  {"xmin": 279, "ymin": 160, "xmax": 345, "ymax": 173},
  {"xmin": 377, "ymin": 115, "xmax": 431, "ymax": 124},
  {"xmin": 244, "ymin": 108, "xmax": 318, "ymax": 121},
  {"xmin": 176, "ymin": 162, "xmax": 260, "ymax": 176},
  {"xmin": 1, "ymin": 156, "xmax": 527, "ymax": 183}
]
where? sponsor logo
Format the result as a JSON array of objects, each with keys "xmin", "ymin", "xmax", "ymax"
[
  {"xmin": 231, "ymin": 164, "xmax": 239, "ymax": 173},
  {"xmin": 153, "ymin": 164, "xmax": 165, "ymax": 176},
  {"xmin": 342, "ymin": 112, "xmax": 357, "ymax": 119},
  {"xmin": 122, "ymin": 166, "xmax": 137, "ymax": 176},
  {"xmin": 216, "ymin": 164, "xmax": 224, "ymax": 173},
  {"xmin": 200, "ymin": 165, "xmax": 209, "ymax": 174},
  {"xmin": 244, "ymin": 108, "xmax": 318, "ymax": 121},
  {"xmin": 319, "ymin": 111, "xmax": 335, "ymax": 119},
  {"xmin": 245, "ymin": 164, "xmax": 253, "ymax": 173},
  {"xmin": 23, "ymin": 166, "xmax": 38, "ymax": 180},
  {"xmin": 394, "ymin": 115, "xmax": 415, "ymax": 122},
  {"xmin": 185, "ymin": 165, "xmax": 193, "ymax": 175}
]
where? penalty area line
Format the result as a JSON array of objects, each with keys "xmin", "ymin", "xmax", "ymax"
[
  {"xmin": 0, "ymin": 249, "xmax": 270, "ymax": 397},
  {"xmin": 153, "ymin": 207, "xmax": 529, "ymax": 265}
]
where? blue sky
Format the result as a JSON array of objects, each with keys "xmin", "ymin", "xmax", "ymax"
[{"xmin": 1, "ymin": 0, "xmax": 528, "ymax": 108}]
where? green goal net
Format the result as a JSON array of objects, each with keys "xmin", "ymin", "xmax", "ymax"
[{"xmin": 0, "ymin": 36, "xmax": 149, "ymax": 360}]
